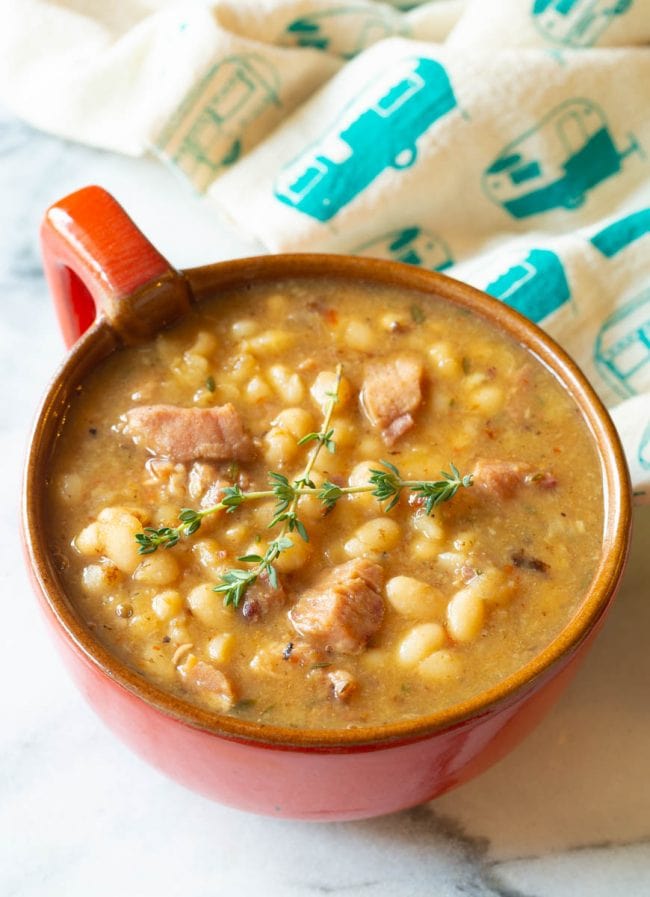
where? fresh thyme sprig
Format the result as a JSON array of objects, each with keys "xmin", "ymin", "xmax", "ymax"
[
  {"xmin": 135, "ymin": 485, "xmax": 258, "ymax": 554},
  {"xmin": 316, "ymin": 462, "xmax": 473, "ymax": 515},
  {"xmin": 133, "ymin": 362, "xmax": 474, "ymax": 608},
  {"xmin": 211, "ymin": 365, "xmax": 343, "ymax": 607},
  {"xmin": 213, "ymin": 535, "xmax": 293, "ymax": 607},
  {"xmin": 370, "ymin": 460, "xmax": 473, "ymax": 515}
]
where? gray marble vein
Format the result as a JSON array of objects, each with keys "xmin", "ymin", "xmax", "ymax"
[{"xmin": 1, "ymin": 104, "xmax": 649, "ymax": 897}]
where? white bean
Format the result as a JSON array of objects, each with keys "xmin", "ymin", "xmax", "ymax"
[
  {"xmin": 344, "ymin": 518, "xmax": 401, "ymax": 558},
  {"xmin": 428, "ymin": 341, "xmax": 462, "ymax": 379},
  {"xmin": 346, "ymin": 460, "xmax": 377, "ymax": 509},
  {"xmin": 228, "ymin": 352, "xmax": 257, "ymax": 382},
  {"xmin": 187, "ymin": 584, "xmax": 229, "ymax": 628},
  {"xmin": 343, "ymin": 320, "xmax": 375, "ymax": 352},
  {"xmin": 98, "ymin": 509, "xmax": 143, "ymax": 574},
  {"xmin": 168, "ymin": 616, "xmax": 191, "ymax": 645},
  {"xmin": 398, "ymin": 623, "xmax": 447, "ymax": 666},
  {"xmin": 447, "ymin": 587, "xmax": 485, "ymax": 642},
  {"xmin": 248, "ymin": 330, "xmax": 295, "ymax": 355},
  {"xmin": 57, "ymin": 473, "xmax": 83, "ymax": 504},
  {"xmin": 133, "ymin": 552, "xmax": 179, "ymax": 586},
  {"xmin": 310, "ymin": 371, "xmax": 352, "ymax": 410},
  {"xmin": 273, "ymin": 407, "xmax": 314, "ymax": 440},
  {"xmin": 263, "ymin": 426, "xmax": 298, "ymax": 467},
  {"xmin": 74, "ymin": 522, "xmax": 103, "ymax": 557},
  {"xmin": 207, "ymin": 632, "xmax": 235, "ymax": 663},
  {"xmin": 418, "ymin": 649, "xmax": 462, "ymax": 681},
  {"xmin": 467, "ymin": 384, "xmax": 504, "ymax": 416},
  {"xmin": 81, "ymin": 561, "xmax": 121, "ymax": 595},
  {"xmin": 412, "ymin": 513, "xmax": 445, "ymax": 542},
  {"xmin": 274, "ymin": 534, "xmax": 311, "ymax": 572},
  {"xmin": 436, "ymin": 551, "xmax": 467, "ymax": 573},
  {"xmin": 191, "ymin": 331, "xmax": 218, "ymax": 357},
  {"xmin": 223, "ymin": 523, "xmax": 250, "ymax": 544},
  {"xmin": 246, "ymin": 375, "xmax": 272, "ymax": 403},
  {"xmin": 464, "ymin": 568, "xmax": 518, "ymax": 607},
  {"xmin": 410, "ymin": 539, "xmax": 440, "ymax": 561},
  {"xmin": 192, "ymin": 539, "xmax": 224, "ymax": 577},
  {"xmin": 332, "ymin": 419, "xmax": 356, "ymax": 447},
  {"xmin": 386, "ymin": 576, "xmax": 446, "ymax": 618},
  {"xmin": 267, "ymin": 365, "xmax": 305, "ymax": 403},
  {"xmin": 151, "ymin": 589, "xmax": 183, "ymax": 621}
]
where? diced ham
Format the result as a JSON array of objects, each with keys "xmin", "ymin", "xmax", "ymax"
[
  {"xmin": 181, "ymin": 660, "xmax": 236, "ymax": 709},
  {"xmin": 124, "ymin": 403, "xmax": 254, "ymax": 463},
  {"xmin": 383, "ymin": 413, "xmax": 415, "ymax": 445},
  {"xmin": 327, "ymin": 669, "xmax": 357, "ymax": 702},
  {"xmin": 241, "ymin": 573, "xmax": 286, "ymax": 622},
  {"xmin": 361, "ymin": 357, "xmax": 423, "ymax": 446},
  {"xmin": 289, "ymin": 558, "xmax": 385, "ymax": 655},
  {"xmin": 473, "ymin": 459, "xmax": 558, "ymax": 500},
  {"xmin": 473, "ymin": 459, "xmax": 531, "ymax": 499}
]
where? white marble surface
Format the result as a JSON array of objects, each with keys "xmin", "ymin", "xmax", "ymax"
[{"xmin": 1, "ymin": 104, "xmax": 649, "ymax": 897}]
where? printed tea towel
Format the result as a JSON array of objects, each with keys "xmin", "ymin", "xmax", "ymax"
[{"xmin": 2, "ymin": 0, "xmax": 650, "ymax": 501}]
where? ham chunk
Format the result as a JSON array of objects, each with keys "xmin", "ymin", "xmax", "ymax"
[
  {"xmin": 361, "ymin": 357, "xmax": 423, "ymax": 445},
  {"xmin": 181, "ymin": 660, "xmax": 236, "ymax": 710},
  {"xmin": 241, "ymin": 573, "xmax": 286, "ymax": 622},
  {"xmin": 327, "ymin": 668, "xmax": 357, "ymax": 702},
  {"xmin": 473, "ymin": 459, "xmax": 557, "ymax": 500},
  {"xmin": 125, "ymin": 403, "xmax": 253, "ymax": 463},
  {"xmin": 289, "ymin": 559, "xmax": 385, "ymax": 654}
]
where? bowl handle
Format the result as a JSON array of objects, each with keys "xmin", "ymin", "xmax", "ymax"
[{"xmin": 40, "ymin": 185, "xmax": 191, "ymax": 348}]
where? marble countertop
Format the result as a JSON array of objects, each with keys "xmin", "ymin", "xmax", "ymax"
[{"xmin": 1, "ymin": 105, "xmax": 649, "ymax": 897}]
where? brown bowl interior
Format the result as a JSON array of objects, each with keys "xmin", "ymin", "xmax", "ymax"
[{"xmin": 23, "ymin": 255, "xmax": 632, "ymax": 748}]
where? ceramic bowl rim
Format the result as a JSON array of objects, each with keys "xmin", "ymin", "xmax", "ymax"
[{"xmin": 22, "ymin": 254, "xmax": 632, "ymax": 749}]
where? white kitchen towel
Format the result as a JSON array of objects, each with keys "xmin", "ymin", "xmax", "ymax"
[{"xmin": 1, "ymin": 0, "xmax": 649, "ymax": 501}]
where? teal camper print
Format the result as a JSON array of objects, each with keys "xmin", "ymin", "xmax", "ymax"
[
  {"xmin": 485, "ymin": 248, "xmax": 570, "ymax": 323},
  {"xmin": 594, "ymin": 288, "xmax": 650, "ymax": 399},
  {"xmin": 282, "ymin": 6, "xmax": 406, "ymax": 59},
  {"xmin": 274, "ymin": 57, "xmax": 456, "ymax": 222},
  {"xmin": 483, "ymin": 99, "xmax": 639, "ymax": 219},
  {"xmin": 590, "ymin": 207, "xmax": 650, "ymax": 257},
  {"xmin": 155, "ymin": 55, "xmax": 281, "ymax": 192},
  {"xmin": 531, "ymin": 0, "xmax": 634, "ymax": 48},
  {"xmin": 355, "ymin": 227, "xmax": 453, "ymax": 270}
]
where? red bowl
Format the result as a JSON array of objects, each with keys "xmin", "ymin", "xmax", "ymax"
[{"xmin": 22, "ymin": 186, "xmax": 632, "ymax": 820}]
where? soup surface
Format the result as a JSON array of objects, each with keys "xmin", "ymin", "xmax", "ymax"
[{"xmin": 46, "ymin": 277, "xmax": 604, "ymax": 729}]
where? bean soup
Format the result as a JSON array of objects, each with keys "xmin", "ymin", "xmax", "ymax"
[{"xmin": 46, "ymin": 278, "xmax": 604, "ymax": 729}]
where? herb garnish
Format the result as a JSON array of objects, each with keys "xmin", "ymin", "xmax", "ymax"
[{"xmin": 134, "ymin": 364, "xmax": 473, "ymax": 606}]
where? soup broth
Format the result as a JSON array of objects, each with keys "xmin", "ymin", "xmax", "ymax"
[{"xmin": 46, "ymin": 278, "xmax": 604, "ymax": 729}]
